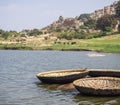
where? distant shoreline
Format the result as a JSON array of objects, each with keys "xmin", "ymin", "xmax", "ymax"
[
  {"xmin": 0, "ymin": 34, "xmax": 120, "ymax": 53},
  {"xmin": 0, "ymin": 46, "xmax": 120, "ymax": 53}
]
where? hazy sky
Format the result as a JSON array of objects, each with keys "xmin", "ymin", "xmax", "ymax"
[{"xmin": 0, "ymin": 0, "xmax": 116, "ymax": 31}]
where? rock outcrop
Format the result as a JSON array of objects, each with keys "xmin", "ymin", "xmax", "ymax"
[
  {"xmin": 90, "ymin": 1, "xmax": 118, "ymax": 19},
  {"xmin": 42, "ymin": 1, "xmax": 119, "ymax": 33}
]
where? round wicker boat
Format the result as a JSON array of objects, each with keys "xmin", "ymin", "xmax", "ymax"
[
  {"xmin": 73, "ymin": 77, "xmax": 120, "ymax": 96},
  {"xmin": 88, "ymin": 69, "xmax": 120, "ymax": 77},
  {"xmin": 36, "ymin": 69, "xmax": 88, "ymax": 84}
]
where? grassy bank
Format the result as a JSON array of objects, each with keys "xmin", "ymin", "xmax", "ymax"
[
  {"xmin": 0, "ymin": 34, "xmax": 120, "ymax": 53},
  {"xmin": 42, "ymin": 34, "xmax": 120, "ymax": 53},
  {"xmin": 0, "ymin": 43, "xmax": 32, "ymax": 50}
]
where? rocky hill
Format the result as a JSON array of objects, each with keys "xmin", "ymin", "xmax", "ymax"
[
  {"xmin": 42, "ymin": 1, "xmax": 119, "ymax": 34},
  {"xmin": 90, "ymin": 1, "xmax": 117, "ymax": 19},
  {"xmin": 0, "ymin": 0, "xmax": 119, "ymax": 42}
]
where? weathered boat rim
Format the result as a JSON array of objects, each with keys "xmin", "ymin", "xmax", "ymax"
[
  {"xmin": 36, "ymin": 68, "xmax": 89, "ymax": 84},
  {"xmin": 73, "ymin": 77, "xmax": 120, "ymax": 90},
  {"xmin": 88, "ymin": 69, "xmax": 120, "ymax": 77},
  {"xmin": 88, "ymin": 69, "xmax": 120, "ymax": 72},
  {"xmin": 36, "ymin": 68, "xmax": 88, "ymax": 77}
]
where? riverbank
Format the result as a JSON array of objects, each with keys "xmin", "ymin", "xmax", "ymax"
[
  {"xmin": 0, "ymin": 34, "xmax": 120, "ymax": 53},
  {"xmin": 42, "ymin": 34, "xmax": 120, "ymax": 53}
]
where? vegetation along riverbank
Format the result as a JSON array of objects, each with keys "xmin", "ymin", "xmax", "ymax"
[
  {"xmin": 0, "ymin": 34, "xmax": 120, "ymax": 53},
  {"xmin": 0, "ymin": 1, "xmax": 120, "ymax": 53},
  {"xmin": 42, "ymin": 34, "xmax": 120, "ymax": 53}
]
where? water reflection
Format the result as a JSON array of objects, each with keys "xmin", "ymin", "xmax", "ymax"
[
  {"xmin": 74, "ymin": 94, "xmax": 120, "ymax": 105},
  {"xmin": 36, "ymin": 82, "xmax": 120, "ymax": 105},
  {"xmin": 36, "ymin": 82, "xmax": 78, "ymax": 105},
  {"xmin": 36, "ymin": 82, "xmax": 75, "ymax": 91}
]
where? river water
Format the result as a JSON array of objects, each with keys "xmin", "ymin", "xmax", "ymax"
[{"xmin": 0, "ymin": 50, "xmax": 120, "ymax": 105}]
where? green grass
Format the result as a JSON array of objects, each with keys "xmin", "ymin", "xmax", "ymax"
[
  {"xmin": 0, "ymin": 34, "xmax": 120, "ymax": 53},
  {"xmin": 42, "ymin": 35, "xmax": 120, "ymax": 53},
  {"xmin": 42, "ymin": 44, "xmax": 120, "ymax": 53},
  {"xmin": 0, "ymin": 43, "xmax": 32, "ymax": 50}
]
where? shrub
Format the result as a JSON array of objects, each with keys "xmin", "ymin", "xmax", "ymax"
[{"xmin": 118, "ymin": 25, "xmax": 120, "ymax": 33}]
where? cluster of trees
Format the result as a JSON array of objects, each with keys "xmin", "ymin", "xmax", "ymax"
[
  {"xmin": 116, "ymin": 1, "xmax": 120, "ymax": 33},
  {"xmin": 96, "ymin": 15, "xmax": 117, "ymax": 32},
  {"xmin": 57, "ymin": 13, "xmax": 119, "ymax": 40},
  {"xmin": 80, "ymin": 1, "xmax": 120, "ymax": 32},
  {"xmin": 21, "ymin": 29, "xmax": 43, "ymax": 37},
  {"xmin": 58, "ymin": 31, "xmax": 88, "ymax": 40},
  {"xmin": 57, "ymin": 30, "xmax": 108, "ymax": 40},
  {"xmin": 78, "ymin": 14, "xmax": 90, "ymax": 21},
  {"xmin": 96, "ymin": 1, "xmax": 120, "ymax": 32},
  {"xmin": 0, "ymin": 29, "xmax": 20, "ymax": 40},
  {"xmin": 0, "ymin": 1, "xmax": 120, "ymax": 40},
  {"xmin": 116, "ymin": 0, "xmax": 120, "ymax": 18},
  {"xmin": 57, "ymin": 1, "xmax": 120, "ymax": 40},
  {"xmin": 0, "ymin": 28, "xmax": 43, "ymax": 40},
  {"xmin": 80, "ymin": 14, "xmax": 119, "ymax": 32}
]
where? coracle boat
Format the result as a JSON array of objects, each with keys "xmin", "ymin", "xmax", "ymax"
[
  {"xmin": 73, "ymin": 77, "xmax": 120, "ymax": 96},
  {"xmin": 36, "ymin": 69, "xmax": 88, "ymax": 84},
  {"xmin": 88, "ymin": 69, "xmax": 120, "ymax": 77}
]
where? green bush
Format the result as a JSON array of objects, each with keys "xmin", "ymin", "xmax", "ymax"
[
  {"xmin": 96, "ymin": 15, "xmax": 117, "ymax": 31},
  {"xmin": 57, "ymin": 31, "xmax": 88, "ymax": 40},
  {"xmin": 118, "ymin": 25, "xmax": 120, "ymax": 33},
  {"xmin": 94, "ymin": 32, "xmax": 107, "ymax": 38},
  {"xmin": 105, "ymin": 27, "xmax": 113, "ymax": 32}
]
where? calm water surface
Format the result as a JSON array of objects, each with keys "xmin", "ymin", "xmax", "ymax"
[{"xmin": 0, "ymin": 50, "xmax": 120, "ymax": 105}]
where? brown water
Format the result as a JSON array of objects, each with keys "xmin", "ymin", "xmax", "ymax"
[{"xmin": 0, "ymin": 50, "xmax": 120, "ymax": 105}]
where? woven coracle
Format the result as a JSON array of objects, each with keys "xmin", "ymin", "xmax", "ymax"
[
  {"xmin": 88, "ymin": 69, "xmax": 120, "ymax": 77},
  {"xmin": 73, "ymin": 77, "xmax": 120, "ymax": 96},
  {"xmin": 36, "ymin": 69, "xmax": 88, "ymax": 84}
]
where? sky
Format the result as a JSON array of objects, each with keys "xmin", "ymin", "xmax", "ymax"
[{"xmin": 0, "ymin": 0, "xmax": 116, "ymax": 31}]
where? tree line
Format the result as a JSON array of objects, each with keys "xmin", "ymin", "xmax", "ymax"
[
  {"xmin": 0, "ymin": 1, "xmax": 120, "ymax": 40},
  {"xmin": 57, "ymin": 1, "xmax": 120, "ymax": 40},
  {"xmin": 0, "ymin": 29, "xmax": 43, "ymax": 40}
]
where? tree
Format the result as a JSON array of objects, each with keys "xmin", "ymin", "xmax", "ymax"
[
  {"xmin": 29, "ymin": 29, "xmax": 42, "ymax": 36},
  {"xmin": 96, "ymin": 15, "xmax": 117, "ymax": 31},
  {"xmin": 84, "ymin": 18, "xmax": 96, "ymax": 29},
  {"xmin": 78, "ymin": 14, "xmax": 90, "ymax": 20},
  {"xmin": 9, "ymin": 31, "xmax": 19, "ymax": 37},
  {"xmin": 59, "ymin": 16, "xmax": 64, "ymax": 22},
  {"xmin": 118, "ymin": 24, "xmax": 120, "ymax": 33},
  {"xmin": 2, "ymin": 31, "xmax": 9, "ymax": 39},
  {"xmin": 115, "ymin": 1, "xmax": 120, "ymax": 18},
  {"xmin": 0, "ymin": 29, "xmax": 4, "ymax": 35}
]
